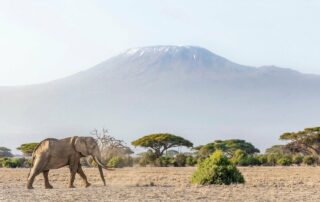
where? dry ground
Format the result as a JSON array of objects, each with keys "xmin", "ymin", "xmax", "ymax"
[{"xmin": 1, "ymin": 166, "xmax": 320, "ymax": 201}]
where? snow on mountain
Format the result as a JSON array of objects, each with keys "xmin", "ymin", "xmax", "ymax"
[{"xmin": 1, "ymin": 46, "xmax": 320, "ymax": 152}]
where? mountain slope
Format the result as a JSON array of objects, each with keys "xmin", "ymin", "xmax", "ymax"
[{"xmin": 1, "ymin": 46, "xmax": 319, "ymax": 151}]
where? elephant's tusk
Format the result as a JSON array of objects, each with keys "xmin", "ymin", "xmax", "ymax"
[{"xmin": 93, "ymin": 157, "xmax": 114, "ymax": 171}]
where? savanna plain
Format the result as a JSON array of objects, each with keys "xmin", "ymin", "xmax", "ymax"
[{"xmin": 1, "ymin": 166, "xmax": 320, "ymax": 201}]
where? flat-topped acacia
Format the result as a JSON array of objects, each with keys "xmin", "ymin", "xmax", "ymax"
[{"xmin": 131, "ymin": 133, "xmax": 193, "ymax": 158}]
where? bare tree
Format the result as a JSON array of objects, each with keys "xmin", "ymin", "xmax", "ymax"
[{"xmin": 91, "ymin": 128, "xmax": 133, "ymax": 162}]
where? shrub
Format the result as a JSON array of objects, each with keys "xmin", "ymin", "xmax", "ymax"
[
  {"xmin": 276, "ymin": 155, "xmax": 292, "ymax": 166},
  {"xmin": 230, "ymin": 149, "xmax": 247, "ymax": 165},
  {"xmin": 256, "ymin": 155, "xmax": 268, "ymax": 165},
  {"xmin": 154, "ymin": 156, "xmax": 171, "ymax": 167},
  {"xmin": 245, "ymin": 155, "xmax": 260, "ymax": 166},
  {"xmin": 267, "ymin": 153, "xmax": 281, "ymax": 166},
  {"xmin": 230, "ymin": 150, "xmax": 260, "ymax": 166},
  {"xmin": 303, "ymin": 156, "xmax": 316, "ymax": 165},
  {"xmin": 138, "ymin": 151, "xmax": 157, "ymax": 166},
  {"xmin": 191, "ymin": 150, "xmax": 245, "ymax": 185},
  {"xmin": 1, "ymin": 157, "xmax": 27, "ymax": 168},
  {"xmin": 292, "ymin": 155, "xmax": 303, "ymax": 165},
  {"xmin": 174, "ymin": 154, "xmax": 187, "ymax": 167},
  {"xmin": 186, "ymin": 156, "xmax": 197, "ymax": 166},
  {"xmin": 107, "ymin": 156, "xmax": 125, "ymax": 168}
]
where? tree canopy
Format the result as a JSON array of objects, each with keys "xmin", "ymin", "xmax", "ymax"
[
  {"xmin": 194, "ymin": 139, "xmax": 260, "ymax": 157},
  {"xmin": 17, "ymin": 143, "xmax": 39, "ymax": 156},
  {"xmin": 265, "ymin": 145, "xmax": 288, "ymax": 154},
  {"xmin": 0, "ymin": 147, "xmax": 13, "ymax": 157},
  {"xmin": 280, "ymin": 127, "xmax": 320, "ymax": 156},
  {"xmin": 131, "ymin": 133, "xmax": 193, "ymax": 158}
]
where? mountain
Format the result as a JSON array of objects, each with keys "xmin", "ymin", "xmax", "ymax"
[{"xmin": 1, "ymin": 45, "xmax": 320, "ymax": 151}]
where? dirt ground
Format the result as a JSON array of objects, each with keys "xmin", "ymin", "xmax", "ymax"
[{"xmin": 1, "ymin": 166, "xmax": 320, "ymax": 201}]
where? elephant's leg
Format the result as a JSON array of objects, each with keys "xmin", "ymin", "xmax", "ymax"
[
  {"xmin": 68, "ymin": 158, "xmax": 79, "ymax": 188},
  {"xmin": 27, "ymin": 168, "xmax": 41, "ymax": 189},
  {"xmin": 43, "ymin": 170, "xmax": 53, "ymax": 189},
  {"xmin": 68, "ymin": 167, "xmax": 77, "ymax": 188},
  {"xmin": 77, "ymin": 165, "xmax": 91, "ymax": 188},
  {"xmin": 27, "ymin": 157, "xmax": 42, "ymax": 189}
]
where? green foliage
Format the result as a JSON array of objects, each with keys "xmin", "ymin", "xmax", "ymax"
[
  {"xmin": 244, "ymin": 155, "xmax": 260, "ymax": 166},
  {"xmin": 230, "ymin": 149, "xmax": 247, "ymax": 165},
  {"xmin": 0, "ymin": 147, "xmax": 13, "ymax": 157},
  {"xmin": 186, "ymin": 156, "xmax": 197, "ymax": 166},
  {"xmin": 256, "ymin": 155, "xmax": 268, "ymax": 165},
  {"xmin": 17, "ymin": 143, "xmax": 38, "ymax": 156},
  {"xmin": 292, "ymin": 155, "xmax": 303, "ymax": 165},
  {"xmin": 191, "ymin": 150, "xmax": 245, "ymax": 185},
  {"xmin": 280, "ymin": 127, "xmax": 320, "ymax": 156},
  {"xmin": 303, "ymin": 156, "xmax": 316, "ymax": 165},
  {"xmin": 154, "ymin": 156, "xmax": 171, "ymax": 167},
  {"xmin": 107, "ymin": 156, "xmax": 125, "ymax": 168},
  {"xmin": 1, "ymin": 157, "xmax": 28, "ymax": 168},
  {"xmin": 267, "ymin": 153, "xmax": 281, "ymax": 166},
  {"xmin": 265, "ymin": 145, "xmax": 287, "ymax": 155},
  {"xmin": 276, "ymin": 155, "xmax": 292, "ymax": 166},
  {"xmin": 132, "ymin": 133, "xmax": 193, "ymax": 158},
  {"xmin": 230, "ymin": 150, "xmax": 260, "ymax": 166},
  {"xmin": 194, "ymin": 139, "xmax": 259, "ymax": 158}
]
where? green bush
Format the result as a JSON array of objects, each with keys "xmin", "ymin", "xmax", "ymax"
[
  {"xmin": 256, "ymin": 155, "xmax": 268, "ymax": 165},
  {"xmin": 186, "ymin": 156, "xmax": 197, "ymax": 166},
  {"xmin": 276, "ymin": 155, "xmax": 292, "ymax": 166},
  {"xmin": 292, "ymin": 155, "xmax": 303, "ymax": 165},
  {"xmin": 245, "ymin": 155, "xmax": 260, "ymax": 166},
  {"xmin": 303, "ymin": 156, "xmax": 316, "ymax": 165},
  {"xmin": 191, "ymin": 150, "xmax": 245, "ymax": 185},
  {"xmin": 231, "ymin": 150, "xmax": 260, "ymax": 166},
  {"xmin": 107, "ymin": 156, "xmax": 125, "ymax": 168},
  {"xmin": 154, "ymin": 156, "xmax": 171, "ymax": 167},
  {"xmin": 196, "ymin": 157, "xmax": 205, "ymax": 165},
  {"xmin": 1, "ymin": 157, "xmax": 26, "ymax": 168},
  {"xmin": 230, "ymin": 149, "xmax": 247, "ymax": 165},
  {"xmin": 267, "ymin": 153, "xmax": 281, "ymax": 166}
]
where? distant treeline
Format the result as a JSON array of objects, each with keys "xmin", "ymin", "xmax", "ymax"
[{"xmin": 1, "ymin": 127, "xmax": 320, "ymax": 168}]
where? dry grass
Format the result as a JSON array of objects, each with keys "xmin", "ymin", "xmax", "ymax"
[{"xmin": 1, "ymin": 166, "xmax": 320, "ymax": 201}]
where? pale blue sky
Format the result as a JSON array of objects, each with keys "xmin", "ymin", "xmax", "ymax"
[{"xmin": 0, "ymin": 0, "xmax": 319, "ymax": 85}]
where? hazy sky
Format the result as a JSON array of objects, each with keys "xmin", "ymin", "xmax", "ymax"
[{"xmin": 0, "ymin": 0, "xmax": 319, "ymax": 86}]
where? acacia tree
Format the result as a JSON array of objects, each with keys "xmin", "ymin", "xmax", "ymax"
[
  {"xmin": 0, "ymin": 147, "xmax": 12, "ymax": 157},
  {"xmin": 194, "ymin": 139, "xmax": 260, "ymax": 158},
  {"xmin": 17, "ymin": 143, "xmax": 39, "ymax": 156},
  {"xmin": 265, "ymin": 145, "xmax": 292, "ymax": 155},
  {"xmin": 280, "ymin": 127, "xmax": 320, "ymax": 156},
  {"xmin": 131, "ymin": 133, "xmax": 193, "ymax": 158}
]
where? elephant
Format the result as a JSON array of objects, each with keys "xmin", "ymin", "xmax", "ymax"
[{"xmin": 27, "ymin": 136, "xmax": 110, "ymax": 189}]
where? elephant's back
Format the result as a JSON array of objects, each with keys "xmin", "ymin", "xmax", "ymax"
[{"xmin": 33, "ymin": 138, "xmax": 59, "ymax": 156}]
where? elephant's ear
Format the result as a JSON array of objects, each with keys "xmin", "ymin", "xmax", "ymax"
[{"xmin": 74, "ymin": 137, "xmax": 89, "ymax": 156}]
